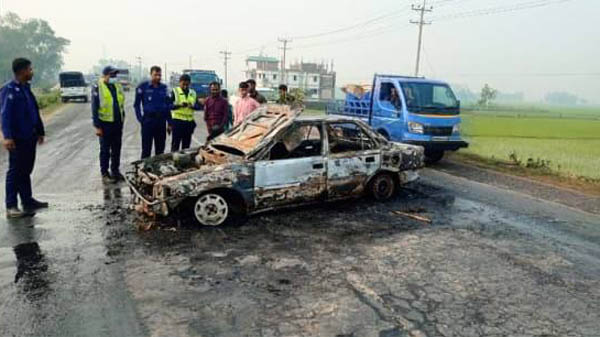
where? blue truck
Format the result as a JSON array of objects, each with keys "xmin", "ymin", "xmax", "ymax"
[
  {"xmin": 182, "ymin": 69, "xmax": 222, "ymax": 98},
  {"xmin": 327, "ymin": 74, "xmax": 468, "ymax": 163}
]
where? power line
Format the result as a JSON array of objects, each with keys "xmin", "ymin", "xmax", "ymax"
[
  {"xmin": 219, "ymin": 48, "xmax": 232, "ymax": 89},
  {"xmin": 432, "ymin": 0, "xmax": 574, "ymax": 22},
  {"xmin": 411, "ymin": 0, "xmax": 433, "ymax": 76}
]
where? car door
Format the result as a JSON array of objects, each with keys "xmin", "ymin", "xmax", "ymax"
[
  {"xmin": 254, "ymin": 122, "xmax": 327, "ymax": 209},
  {"xmin": 326, "ymin": 121, "xmax": 381, "ymax": 199},
  {"xmin": 371, "ymin": 78, "xmax": 406, "ymax": 141}
]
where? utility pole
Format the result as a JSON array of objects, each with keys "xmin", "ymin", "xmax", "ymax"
[
  {"xmin": 136, "ymin": 56, "xmax": 142, "ymax": 83},
  {"xmin": 278, "ymin": 38, "xmax": 292, "ymax": 84},
  {"xmin": 219, "ymin": 48, "xmax": 232, "ymax": 89},
  {"xmin": 410, "ymin": 0, "xmax": 432, "ymax": 77}
]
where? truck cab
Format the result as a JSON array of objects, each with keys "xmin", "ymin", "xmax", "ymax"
[
  {"xmin": 182, "ymin": 70, "xmax": 222, "ymax": 99},
  {"xmin": 327, "ymin": 74, "xmax": 468, "ymax": 163},
  {"xmin": 59, "ymin": 71, "xmax": 89, "ymax": 103}
]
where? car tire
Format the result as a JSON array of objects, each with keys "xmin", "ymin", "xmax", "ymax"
[
  {"xmin": 192, "ymin": 193, "xmax": 231, "ymax": 226},
  {"xmin": 369, "ymin": 172, "xmax": 397, "ymax": 201},
  {"xmin": 424, "ymin": 150, "xmax": 444, "ymax": 164}
]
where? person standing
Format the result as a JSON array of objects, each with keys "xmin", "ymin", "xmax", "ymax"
[
  {"xmin": 92, "ymin": 66, "xmax": 125, "ymax": 184},
  {"xmin": 246, "ymin": 79, "xmax": 267, "ymax": 104},
  {"xmin": 276, "ymin": 84, "xmax": 295, "ymax": 105},
  {"xmin": 204, "ymin": 82, "xmax": 229, "ymax": 142},
  {"xmin": 1, "ymin": 58, "xmax": 48, "ymax": 218},
  {"xmin": 221, "ymin": 89, "xmax": 233, "ymax": 132},
  {"xmin": 233, "ymin": 82, "xmax": 260, "ymax": 126},
  {"xmin": 134, "ymin": 66, "xmax": 171, "ymax": 159},
  {"xmin": 169, "ymin": 74, "xmax": 201, "ymax": 152}
]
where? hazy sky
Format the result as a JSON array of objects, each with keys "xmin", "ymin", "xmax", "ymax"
[{"xmin": 3, "ymin": 0, "xmax": 599, "ymax": 102}]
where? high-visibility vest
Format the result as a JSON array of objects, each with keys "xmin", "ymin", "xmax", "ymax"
[
  {"xmin": 97, "ymin": 79, "xmax": 125, "ymax": 122},
  {"xmin": 171, "ymin": 87, "xmax": 197, "ymax": 122}
]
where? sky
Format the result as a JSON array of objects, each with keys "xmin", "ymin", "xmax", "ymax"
[{"xmin": 2, "ymin": 0, "xmax": 599, "ymax": 103}]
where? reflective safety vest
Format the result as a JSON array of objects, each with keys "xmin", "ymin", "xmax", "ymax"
[
  {"xmin": 171, "ymin": 87, "xmax": 197, "ymax": 122},
  {"xmin": 97, "ymin": 79, "xmax": 125, "ymax": 123}
]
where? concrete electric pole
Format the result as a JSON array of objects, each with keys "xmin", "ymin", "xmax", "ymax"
[
  {"xmin": 219, "ymin": 49, "xmax": 232, "ymax": 89},
  {"xmin": 136, "ymin": 56, "xmax": 142, "ymax": 82},
  {"xmin": 278, "ymin": 38, "xmax": 292, "ymax": 84},
  {"xmin": 410, "ymin": 0, "xmax": 432, "ymax": 77}
]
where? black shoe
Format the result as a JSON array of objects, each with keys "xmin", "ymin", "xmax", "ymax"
[
  {"xmin": 25, "ymin": 199, "xmax": 49, "ymax": 210},
  {"xmin": 102, "ymin": 173, "xmax": 116, "ymax": 184}
]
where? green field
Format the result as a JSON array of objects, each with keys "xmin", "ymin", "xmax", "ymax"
[{"xmin": 461, "ymin": 107, "xmax": 600, "ymax": 180}]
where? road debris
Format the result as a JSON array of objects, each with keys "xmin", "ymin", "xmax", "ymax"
[{"xmin": 392, "ymin": 210, "xmax": 432, "ymax": 224}]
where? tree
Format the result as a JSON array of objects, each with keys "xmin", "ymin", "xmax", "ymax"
[
  {"xmin": 0, "ymin": 12, "xmax": 70, "ymax": 88},
  {"xmin": 478, "ymin": 84, "xmax": 498, "ymax": 108}
]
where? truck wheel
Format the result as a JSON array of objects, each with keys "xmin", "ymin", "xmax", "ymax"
[
  {"xmin": 424, "ymin": 150, "xmax": 444, "ymax": 164},
  {"xmin": 377, "ymin": 130, "xmax": 390, "ymax": 140},
  {"xmin": 193, "ymin": 193, "xmax": 230, "ymax": 226},
  {"xmin": 369, "ymin": 172, "xmax": 396, "ymax": 201}
]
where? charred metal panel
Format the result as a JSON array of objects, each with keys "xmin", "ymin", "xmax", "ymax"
[
  {"xmin": 327, "ymin": 151, "xmax": 381, "ymax": 199},
  {"xmin": 255, "ymin": 156, "xmax": 326, "ymax": 209}
]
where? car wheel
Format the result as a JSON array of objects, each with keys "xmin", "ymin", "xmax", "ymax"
[
  {"xmin": 369, "ymin": 172, "xmax": 396, "ymax": 201},
  {"xmin": 424, "ymin": 150, "xmax": 444, "ymax": 164},
  {"xmin": 193, "ymin": 193, "xmax": 230, "ymax": 226}
]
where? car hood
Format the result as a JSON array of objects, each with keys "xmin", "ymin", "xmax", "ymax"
[{"xmin": 210, "ymin": 104, "xmax": 301, "ymax": 157}]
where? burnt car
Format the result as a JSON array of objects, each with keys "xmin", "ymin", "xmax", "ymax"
[{"xmin": 126, "ymin": 105, "xmax": 424, "ymax": 226}]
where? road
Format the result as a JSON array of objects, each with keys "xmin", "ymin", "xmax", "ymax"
[{"xmin": 1, "ymin": 99, "xmax": 599, "ymax": 337}]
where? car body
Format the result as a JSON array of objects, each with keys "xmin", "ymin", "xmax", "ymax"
[
  {"xmin": 327, "ymin": 74, "xmax": 468, "ymax": 163},
  {"xmin": 126, "ymin": 105, "xmax": 425, "ymax": 226},
  {"xmin": 59, "ymin": 71, "xmax": 88, "ymax": 102}
]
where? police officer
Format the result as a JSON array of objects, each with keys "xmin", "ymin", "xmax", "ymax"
[
  {"xmin": 134, "ymin": 66, "xmax": 171, "ymax": 159},
  {"xmin": 169, "ymin": 74, "xmax": 200, "ymax": 152},
  {"xmin": 92, "ymin": 66, "xmax": 125, "ymax": 184},
  {"xmin": 1, "ymin": 58, "xmax": 48, "ymax": 218}
]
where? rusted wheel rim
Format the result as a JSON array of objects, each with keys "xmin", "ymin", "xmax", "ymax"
[
  {"xmin": 194, "ymin": 194, "xmax": 229, "ymax": 226},
  {"xmin": 372, "ymin": 174, "xmax": 395, "ymax": 200}
]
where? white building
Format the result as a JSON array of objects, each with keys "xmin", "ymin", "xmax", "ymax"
[{"xmin": 244, "ymin": 56, "xmax": 336, "ymax": 100}]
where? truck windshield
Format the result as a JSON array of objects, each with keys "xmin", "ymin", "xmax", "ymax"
[
  {"xmin": 59, "ymin": 73, "xmax": 85, "ymax": 87},
  {"xmin": 190, "ymin": 73, "xmax": 218, "ymax": 84},
  {"xmin": 400, "ymin": 82, "xmax": 459, "ymax": 114}
]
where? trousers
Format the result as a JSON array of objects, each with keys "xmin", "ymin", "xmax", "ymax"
[
  {"xmin": 171, "ymin": 120, "xmax": 196, "ymax": 152},
  {"xmin": 99, "ymin": 122, "xmax": 123, "ymax": 175},
  {"xmin": 141, "ymin": 118, "xmax": 167, "ymax": 159},
  {"xmin": 6, "ymin": 137, "xmax": 37, "ymax": 208}
]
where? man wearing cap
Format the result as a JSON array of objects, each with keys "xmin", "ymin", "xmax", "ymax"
[
  {"xmin": 92, "ymin": 66, "xmax": 125, "ymax": 184},
  {"xmin": 134, "ymin": 66, "xmax": 171, "ymax": 159},
  {"xmin": 1, "ymin": 58, "xmax": 48, "ymax": 218},
  {"xmin": 169, "ymin": 74, "xmax": 201, "ymax": 152}
]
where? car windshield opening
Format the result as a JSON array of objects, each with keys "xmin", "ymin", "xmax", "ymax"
[
  {"xmin": 209, "ymin": 144, "xmax": 245, "ymax": 156},
  {"xmin": 400, "ymin": 82, "xmax": 459, "ymax": 114}
]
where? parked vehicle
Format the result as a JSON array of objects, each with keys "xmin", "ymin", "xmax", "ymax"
[
  {"xmin": 327, "ymin": 74, "xmax": 468, "ymax": 163},
  {"xmin": 126, "ymin": 105, "xmax": 424, "ymax": 226},
  {"xmin": 116, "ymin": 69, "xmax": 131, "ymax": 91},
  {"xmin": 182, "ymin": 69, "xmax": 221, "ymax": 98},
  {"xmin": 59, "ymin": 71, "xmax": 88, "ymax": 103}
]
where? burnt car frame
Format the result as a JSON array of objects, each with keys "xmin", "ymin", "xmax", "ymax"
[{"xmin": 126, "ymin": 105, "xmax": 424, "ymax": 226}]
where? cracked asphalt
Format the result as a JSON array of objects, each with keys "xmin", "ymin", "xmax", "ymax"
[{"xmin": 1, "ymin": 99, "xmax": 599, "ymax": 337}]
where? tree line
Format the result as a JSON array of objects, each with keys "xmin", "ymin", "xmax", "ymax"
[{"xmin": 0, "ymin": 12, "xmax": 69, "ymax": 88}]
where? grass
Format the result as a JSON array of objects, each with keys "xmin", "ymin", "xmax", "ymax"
[{"xmin": 461, "ymin": 106, "xmax": 600, "ymax": 182}]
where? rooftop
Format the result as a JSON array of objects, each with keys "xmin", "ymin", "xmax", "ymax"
[{"xmin": 247, "ymin": 56, "xmax": 279, "ymax": 63}]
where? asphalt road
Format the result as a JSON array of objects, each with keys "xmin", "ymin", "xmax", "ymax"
[{"xmin": 1, "ymin": 99, "xmax": 599, "ymax": 337}]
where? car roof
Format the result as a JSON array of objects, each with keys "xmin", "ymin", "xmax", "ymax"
[{"xmin": 295, "ymin": 115, "xmax": 363, "ymax": 123}]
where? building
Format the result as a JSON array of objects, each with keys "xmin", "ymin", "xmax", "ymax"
[{"xmin": 244, "ymin": 55, "xmax": 336, "ymax": 100}]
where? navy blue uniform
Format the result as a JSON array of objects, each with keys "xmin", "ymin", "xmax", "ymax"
[
  {"xmin": 1, "ymin": 80, "xmax": 45, "ymax": 208},
  {"xmin": 168, "ymin": 89, "xmax": 201, "ymax": 152},
  {"xmin": 91, "ymin": 82, "xmax": 123, "ymax": 176},
  {"xmin": 134, "ymin": 82, "xmax": 171, "ymax": 159}
]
